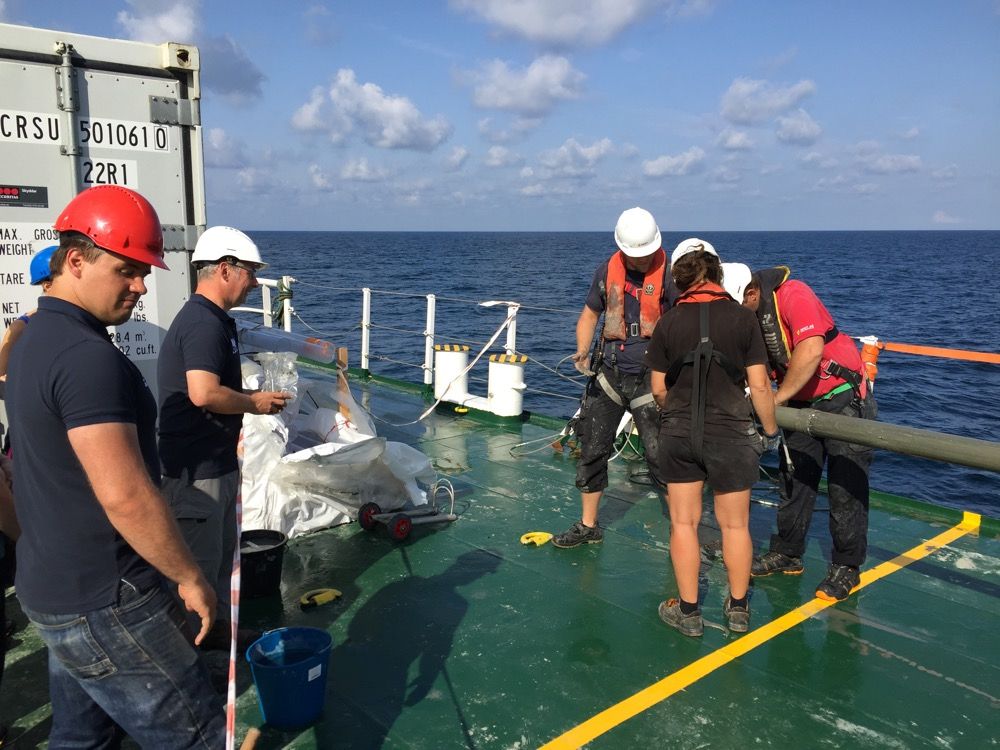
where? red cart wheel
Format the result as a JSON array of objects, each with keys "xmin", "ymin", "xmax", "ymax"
[
  {"xmin": 388, "ymin": 514, "xmax": 412, "ymax": 541},
  {"xmin": 358, "ymin": 502, "xmax": 382, "ymax": 531}
]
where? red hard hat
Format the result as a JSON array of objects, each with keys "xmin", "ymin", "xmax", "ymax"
[{"xmin": 54, "ymin": 186, "xmax": 168, "ymax": 270}]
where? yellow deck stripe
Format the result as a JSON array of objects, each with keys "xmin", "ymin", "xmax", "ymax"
[{"xmin": 539, "ymin": 511, "xmax": 981, "ymax": 750}]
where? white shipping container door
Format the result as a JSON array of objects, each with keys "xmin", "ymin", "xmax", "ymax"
[{"xmin": 0, "ymin": 23, "xmax": 205, "ymax": 401}]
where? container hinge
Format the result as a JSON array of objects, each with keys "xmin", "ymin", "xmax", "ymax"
[
  {"xmin": 161, "ymin": 224, "xmax": 202, "ymax": 252},
  {"xmin": 54, "ymin": 42, "xmax": 79, "ymax": 113},
  {"xmin": 149, "ymin": 95, "xmax": 201, "ymax": 127}
]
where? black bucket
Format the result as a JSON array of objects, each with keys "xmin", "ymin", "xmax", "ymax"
[{"xmin": 240, "ymin": 529, "xmax": 287, "ymax": 599}]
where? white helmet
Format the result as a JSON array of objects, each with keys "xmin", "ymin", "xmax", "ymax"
[
  {"xmin": 614, "ymin": 207, "xmax": 661, "ymax": 258},
  {"xmin": 670, "ymin": 237, "xmax": 718, "ymax": 266},
  {"xmin": 191, "ymin": 226, "xmax": 268, "ymax": 270},
  {"xmin": 721, "ymin": 262, "xmax": 752, "ymax": 302}
]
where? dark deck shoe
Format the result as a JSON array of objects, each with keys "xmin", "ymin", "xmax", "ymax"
[
  {"xmin": 815, "ymin": 564, "xmax": 861, "ymax": 602},
  {"xmin": 723, "ymin": 597, "xmax": 751, "ymax": 633},
  {"xmin": 751, "ymin": 551, "xmax": 804, "ymax": 577},
  {"xmin": 658, "ymin": 598, "xmax": 704, "ymax": 637},
  {"xmin": 552, "ymin": 521, "xmax": 604, "ymax": 548}
]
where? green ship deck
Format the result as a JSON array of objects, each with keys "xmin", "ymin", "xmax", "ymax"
[{"xmin": 3, "ymin": 371, "xmax": 998, "ymax": 749}]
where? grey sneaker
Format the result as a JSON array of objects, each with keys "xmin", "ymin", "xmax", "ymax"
[
  {"xmin": 815, "ymin": 564, "xmax": 861, "ymax": 602},
  {"xmin": 723, "ymin": 597, "xmax": 751, "ymax": 633},
  {"xmin": 552, "ymin": 521, "xmax": 604, "ymax": 548},
  {"xmin": 751, "ymin": 550, "xmax": 804, "ymax": 577},
  {"xmin": 658, "ymin": 599, "xmax": 704, "ymax": 637}
]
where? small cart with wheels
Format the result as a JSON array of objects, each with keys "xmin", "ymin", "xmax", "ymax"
[{"xmin": 357, "ymin": 479, "xmax": 458, "ymax": 541}]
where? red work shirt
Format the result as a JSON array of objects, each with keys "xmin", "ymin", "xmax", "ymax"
[{"xmin": 776, "ymin": 280, "xmax": 865, "ymax": 402}]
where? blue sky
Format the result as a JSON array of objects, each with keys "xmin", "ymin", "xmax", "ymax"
[{"xmin": 3, "ymin": 1, "xmax": 998, "ymax": 231}]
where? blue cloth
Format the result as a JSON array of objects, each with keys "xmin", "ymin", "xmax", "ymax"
[
  {"xmin": 584, "ymin": 259, "xmax": 674, "ymax": 374},
  {"xmin": 158, "ymin": 294, "xmax": 243, "ymax": 479},
  {"xmin": 5, "ymin": 296, "xmax": 160, "ymax": 614},
  {"xmin": 22, "ymin": 581, "xmax": 224, "ymax": 749}
]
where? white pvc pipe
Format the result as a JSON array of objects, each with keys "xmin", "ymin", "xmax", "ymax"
[
  {"xmin": 361, "ymin": 287, "xmax": 371, "ymax": 372},
  {"xmin": 424, "ymin": 294, "xmax": 436, "ymax": 387}
]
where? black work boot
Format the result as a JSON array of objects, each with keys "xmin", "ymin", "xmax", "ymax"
[
  {"xmin": 552, "ymin": 521, "xmax": 604, "ymax": 548},
  {"xmin": 751, "ymin": 550, "xmax": 804, "ymax": 577},
  {"xmin": 814, "ymin": 564, "xmax": 861, "ymax": 602}
]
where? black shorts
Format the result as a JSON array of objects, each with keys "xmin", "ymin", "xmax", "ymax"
[{"xmin": 659, "ymin": 433, "xmax": 761, "ymax": 493}]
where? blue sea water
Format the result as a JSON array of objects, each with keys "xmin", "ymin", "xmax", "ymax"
[{"xmin": 248, "ymin": 230, "xmax": 1000, "ymax": 518}]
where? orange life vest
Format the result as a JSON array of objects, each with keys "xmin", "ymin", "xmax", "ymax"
[{"xmin": 604, "ymin": 249, "xmax": 666, "ymax": 341}]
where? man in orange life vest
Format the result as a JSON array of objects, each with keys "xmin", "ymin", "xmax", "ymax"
[
  {"xmin": 725, "ymin": 265, "xmax": 877, "ymax": 601},
  {"xmin": 553, "ymin": 207, "xmax": 672, "ymax": 548}
]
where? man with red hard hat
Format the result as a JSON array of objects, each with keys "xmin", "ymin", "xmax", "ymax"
[{"xmin": 5, "ymin": 186, "xmax": 223, "ymax": 747}]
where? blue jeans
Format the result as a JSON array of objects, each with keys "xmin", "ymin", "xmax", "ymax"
[{"xmin": 21, "ymin": 580, "xmax": 224, "ymax": 749}]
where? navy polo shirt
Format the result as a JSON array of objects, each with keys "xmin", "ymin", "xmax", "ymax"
[
  {"xmin": 157, "ymin": 294, "xmax": 243, "ymax": 479},
  {"xmin": 6, "ymin": 296, "xmax": 160, "ymax": 614}
]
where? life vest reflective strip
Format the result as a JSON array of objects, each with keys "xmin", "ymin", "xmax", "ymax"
[
  {"xmin": 753, "ymin": 266, "xmax": 794, "ymax": 377},
  {"xmin": 604, "ymin": 248, "xmax": 666, "ymax": 342}
]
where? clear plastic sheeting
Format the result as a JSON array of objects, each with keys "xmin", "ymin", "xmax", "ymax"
[{"xmin": 240, "ymin": 355, "xmax": 434, "ymax": 538}]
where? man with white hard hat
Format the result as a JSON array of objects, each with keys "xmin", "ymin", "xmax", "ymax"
[
  {"xmin": 553, "ymin": 207, "xmax": 672, "ymax": 548},
  {"xmin": 157, "ymin": 226, "xmax": 291, "ymax": 648}
]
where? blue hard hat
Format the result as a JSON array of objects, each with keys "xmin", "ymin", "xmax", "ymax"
[{"xmin": 30, "ymin": 245, "xmax": 57, "ymax": 286}]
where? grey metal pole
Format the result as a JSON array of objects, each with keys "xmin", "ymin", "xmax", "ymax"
[{"xmin": 776, "ymin": 406, "xmax": 1000, "ymax": 473}]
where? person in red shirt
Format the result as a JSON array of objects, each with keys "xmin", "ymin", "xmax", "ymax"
[{"xmin": 726, "ymin": 265, "xmax": 877, "ymax": 602}]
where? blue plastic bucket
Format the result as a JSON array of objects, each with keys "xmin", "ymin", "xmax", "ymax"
[{"xmin": 246, "ymin": 627, "xmax": 332, "ymax": 730}]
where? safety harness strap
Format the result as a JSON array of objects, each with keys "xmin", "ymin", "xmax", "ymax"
[
  {"xmin": 629, "ymin": 393, "xmax": 656, "ymax": 410},
  {"xmin": 596, "ymin": 370, "xmax": 625, "ymax": 407},
  {"xmin": 689, "ymin": 304, "xmax": 712, "ymax": 463}
]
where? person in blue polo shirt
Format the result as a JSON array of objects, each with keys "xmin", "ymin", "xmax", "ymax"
[
  {"xmin": 5, "ymin": 186, "xmax": 223, "ymax": 748},
  {"xmin": 158, "ymin": 226, "xmax": 290, "ymax": 649}
]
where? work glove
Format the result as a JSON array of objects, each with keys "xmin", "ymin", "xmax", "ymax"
[
  {"xmin": 758, "ymin": 429, "xmax": 781, "ymax": 453},
  {"xmin": 571, "ymin": 351, "xmax": 594, "ymax": 377}
]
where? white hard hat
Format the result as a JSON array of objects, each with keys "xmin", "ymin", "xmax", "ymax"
[
  {"xmin": 191, "ymin": 226, "xmax": 268, "ymax": 270},
  {"xmin": 614, "ymin": 207, "xmax": 662, "ymax": 258},
  {"xmin": 670, "ymin": 237, "xmax": 718, "ymax": 266},
  {"xmin": 721, "ymin": 262, "xmax": 752, "ymax": 302}
]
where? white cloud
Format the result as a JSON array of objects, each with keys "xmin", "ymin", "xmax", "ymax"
[
  {"xmin": 519, "ymin": 166, "xmax": 534, "ymax": 178},
  {"xmin": 717, "ymin": 128, "xmax": 753, "ymax": 151},
  {"xmin": 520, "ymin": 183, "xmax": 545, "ymax": 196},
  {"xmin": 477, "ymin": 116, "xmax": 542, "ymax": 143},
  {"xmin": 899, "ymin": 126, "xmax": 920, "ymax": 139},
  {"xmin": 308, "ymin": 163, "xmax": 334, "ymax": 190},
  {"xmin": 445, "ymin": 146, "xmax": 470, "ymax": 171},
  {"xmin": 538, "ymin": 137, "xmax": 613, "ymax": 178},
  {"xmin": 852, "ymin": 183, "xmax": 878, "ymax": 194},
  {"xmin": 811, "ymin": 174, "xmax": 848, "ymax": 191},
  {"xmin": 117, "ymin": 0, "xmax": 198, "ymax": 43},
  {"xmin": 932, "ymin": 210, "xmax": 961, "ymax": 224},
  {"xmin": 861, "ymin": 153, "xmax": 922, "ymax": 174},
  {"xmin": 291, "ymin": 69, "xmax": 452, "ymax": 151},
  {"xmin": 721, "ymin": 78, "xmax": 816, "ymax": 125},
  {"xmin": 203, "ymin": 128, "xmax": 248, "ymax": 168},
  {"xmin": 451, "ymin": 0, "xmax": 669, "ymax": 47},
  {"xmin": 799, "ymin": 151, "xmax": 837, "ymax": 169},
  {"xmin": 775, "ymin": 108, "xmax": 822, "ymax": 145},
  {"xmin": 236, "ymin": 167, "xmax": 268, "ymax": 192},
  {"xmin": 484, "ymin": 146, "xmax": 522, "ymax": 167},
  {"xmin": 340, "ymin": 157, "xmax": 389, "ymax": 181},
  {"xmin": 468, "ymin": 56, "xmax": 585, "ymax": 116},
  {"xmin": 200, "ymin": 35, "xmax": 266, "ymax": 105},
  {"xmin": 643, "ymin": 146, "xmax": 705, "ymax": 177},
  {"xmin": 932, "ymin": 164, "xmax": 958, "ymax": 180},
  {"xmin": 303, "ymin": 4, "xmax": 336, "ymax": 46}
]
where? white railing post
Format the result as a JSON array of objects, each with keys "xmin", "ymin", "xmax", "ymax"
[
  {"xmin": 361, "ymin": 287, "xmax": 372, "ymax": 373},
  {"xmin": 282, "ymin": 275, "xmax": 294, "ymax": 332},
  {"xmin": 261, "ymin": 285, "xmax": 273, "ymax": 328},
  {"xmin": 504, "ymin": 304, "xmax": 519, "ymax": 355},
  {"xmin": 424, "ymin": 294, "xmax": 436, "ymax": 387}
]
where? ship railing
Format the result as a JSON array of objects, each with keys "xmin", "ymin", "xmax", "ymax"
[{"xmin": 236, "ymin": 280, "xmax": 1000, "ymax": 474}]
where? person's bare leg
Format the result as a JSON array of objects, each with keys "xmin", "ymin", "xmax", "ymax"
[
  {"xmin": 666, "ymin": 481, "xmax": 704, "ymax": 603},
  {"xmin": 714, "ymin": 489, "xmax": 752, "ymax": 599}
]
